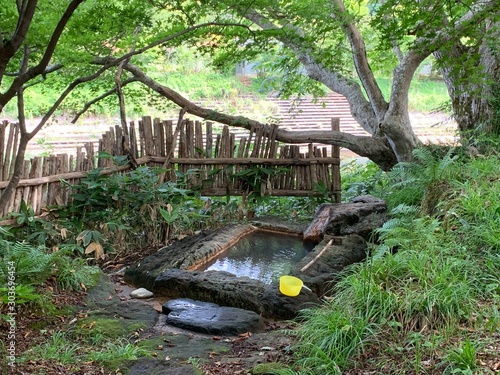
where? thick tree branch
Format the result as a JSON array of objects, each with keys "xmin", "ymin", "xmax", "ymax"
[
  {"xmin": 120, "ymin": 61, "xmax": 397, "ymax": 170},
  {"xmin": 413, "ymin": 0, "xmax": 499, "ymax": 55},
  {"xmin": 331, "ymin": 0, "xmax": 388, "ymax": 118},
  {"xmin": 0, "ymin": 0, "xmax": 38, "ymax": 84},
  {"xmin": 0, "ymin": 0, "xmax": 84, "ymax": 111},
  {"xmin": 242, "ymin": 9, "xmax": 378, "ymax": 135}
]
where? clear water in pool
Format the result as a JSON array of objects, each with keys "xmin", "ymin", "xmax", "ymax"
[{"xmin": 196, "ymin": 230, "xmax": 315, "ymax": 284}]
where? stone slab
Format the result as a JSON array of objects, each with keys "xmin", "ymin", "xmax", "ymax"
[{"xmin": 163, "ymin": 298, "xmax": 264, "ymax": 335}]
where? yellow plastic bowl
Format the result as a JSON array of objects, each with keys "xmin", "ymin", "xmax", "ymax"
[{"xmin": 279, "ymin": 276, "xmax": 303, "ymax": 297}]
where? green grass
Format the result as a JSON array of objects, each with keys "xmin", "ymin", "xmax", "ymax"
[
  {"xmin": 376, "ymin": 77, "xmax": 449, "ymax": 112},
  {"xmin": 3, "ymin": 68, "xmax": 449, "ymax": 120},
  {"xmin": 20, "ymin": 331, "xmax": 150, "ymax": 371},
  {"xmin": 273, "ymin": 148, "xmax": 500, "ymax": 375}
]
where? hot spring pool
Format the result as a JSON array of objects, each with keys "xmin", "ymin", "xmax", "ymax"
[{"xmin": 195, "ymin": 230, "xmax": 315, "ymax": 284}]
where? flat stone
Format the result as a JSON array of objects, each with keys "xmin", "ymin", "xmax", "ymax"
[
  {"xmin": 130, "ymin": 288, "xmax": 154, "ymax": 299},
  {"xmin": 154, "ymin": 269, "xmax": 320, "ymax": 319},
  {"xmin": 162, "ymin": 298, "xmax": 264, "ymax": 335}
]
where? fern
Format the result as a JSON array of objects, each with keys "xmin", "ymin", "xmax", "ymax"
[
  {"xmin": 375, "ymin": 204, "xmax": 441, "ymax": 250},
  {"xmin": 387, "ymin": 147, "xmax": 460, "ymax": 213},
  {"xmin": 0, "ymin": 239, "xmax": 100, "ymax": 291},
  {"xmin": 0, "ymin": 240, "xmax": 55, "ymax": 285}
]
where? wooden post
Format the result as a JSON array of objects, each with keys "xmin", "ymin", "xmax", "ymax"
[{"xmin": 331, "ymin": 118, "xmax": 341, "ymax": 203}]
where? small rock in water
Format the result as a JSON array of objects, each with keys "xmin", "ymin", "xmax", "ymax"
[{"xmin": 130, "ymin": 287, "xmax": 154, "ymax": 299}]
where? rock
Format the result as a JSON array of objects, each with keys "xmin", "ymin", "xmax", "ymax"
[
  {"xmin": 292, "ymin": 234, "xmax": 368, "ymax": 295},
  {"xmin": 130, "ymin": 287, "xmax": 154, "ymax": 299},
  {"xmin": 163, "ymin": 298, "xmax": 264, "ymax": 335},
  {"xmin": 154, "ymin": 269, "xmax": 320, "ymax": 319},
  {"xmin": 303, "ymin": 195, "xmax": 387, "ymax": 242}
]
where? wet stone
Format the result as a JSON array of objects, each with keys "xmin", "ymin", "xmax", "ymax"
[
  {"xmin": 163, "ymin": 298, "xmax": 264, "ymax": 336},
  {"xmin": 130, "ymin": 287, "xmax": 154, "ymax": 299}
]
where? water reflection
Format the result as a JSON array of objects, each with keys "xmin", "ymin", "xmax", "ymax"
[{"xmin": 197, "ymin": 230, "xmax": 315, "ymax": 284}]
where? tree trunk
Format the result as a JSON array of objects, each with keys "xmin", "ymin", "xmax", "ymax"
[{"xmin": 435, "ymin": 19, "xmax": 500, "ymax": 136}]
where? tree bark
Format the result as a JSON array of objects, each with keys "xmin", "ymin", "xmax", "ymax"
[{"xmin": 436, "ymin": 18, "xmax": 500, "ymax": 135}]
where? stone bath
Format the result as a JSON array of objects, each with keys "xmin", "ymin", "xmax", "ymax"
[{"xmin": 124, "ymin": 196, "xmax": 387, "ymax": 319}]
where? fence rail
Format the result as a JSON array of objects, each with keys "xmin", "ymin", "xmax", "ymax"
[{"xmin": 0, "ymin": 116, "xmax": 341, "ymax": 219}]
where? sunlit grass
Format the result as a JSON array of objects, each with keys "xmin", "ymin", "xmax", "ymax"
[{"xmin": 278, "ymin": 151, "xmax": 500, "ymax": 374}]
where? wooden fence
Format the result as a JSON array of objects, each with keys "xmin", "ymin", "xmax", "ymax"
[{"xmin": 0, "ymin": 117, "xmax": 341, "ymax": 219}]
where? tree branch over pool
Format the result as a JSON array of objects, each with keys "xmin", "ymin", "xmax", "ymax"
[{"xmin": 119, "ymin": 61, "xmax": 397, "ymax": 170}]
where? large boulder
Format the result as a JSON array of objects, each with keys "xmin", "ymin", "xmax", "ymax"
[
  {"xmin": 303, "ymin": 195, "xmax": 387, "ymax": 242},
  {"xmin": 153, "ymin": 269, "xmax": 320, "ymax": 319}
]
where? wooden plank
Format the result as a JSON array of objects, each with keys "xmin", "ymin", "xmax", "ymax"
[
  {"xmin": 331, "ymin": 118, "xmax": 341, "ymax": 203},
  {"xmin": 166, "ymin": 157, "xmax": 339, "ymax": 165},
  {"xmin": 129, "ymin": 121, "xmax": 139, "ymax": 158},
  {"xmin": 178, "ymin": 120, "xmax": 187, "ymax": 158},
  {"xmin": 266, "ymin": 124, "xmax": 279, "ymax": 159},
  {"xmin": 156, "ymin": 119, "xmax": 166, "ymax": 158},
  {"xmin": 164, "ymin": 120, "xmax": 173, "ymax": 157},
  {"xmin": 2, "ymin": 123, "xmax": 17, "ymax": 179},
  {"xmin": 205, "ymin": 122, "xmax": 213, "ymax": 158},
  {"xmin": 243, "ymin": 125, "xmax": 254, "ymax": 158},
  {"xmin": 237, "ymin": 137, "xmax": 247, "ymax": 158},
  {"xmin": 40, "ymin": 156, "xmax": 50, "ymax": 210},
  {"xmin": 186, "ymin": 120, "xmax": 195, "ymax": 158},
  {"xmin": 195, "ymin": 121, "xmax": 203, "ymax": 157},
  {"xmin": 84, "ymin": 142, "xmax": 95, "ymax": 170},
  {"xmin": 0, "ymin": 121, "xmax": 6, "ymax": 181},
  {"xmin": 21, "ymin": 160, "xmax": 31, "ymax": 210},
  {"xmin": 199, "ymin": 188, "xmax": 337, "ymax": 197},
  {"xmin": 142, "ymin": 116, "xmax": 155, "ymax": 157},
  {"xmin": 47, "ymin": 155, "xmax": 57, "ymax": 206},
  {"xmin": 153, "ymin": 118, "xmax": 163, "ymax": 157},
  {"xmin": 229, "ymin": 133, "xmax": 235, "ymax": 158},
  {"xmin": 31, "ymin": 157, "xmax": 43, "ymax": 215},
  {"xmin": 309, "ymin": 144, "xmax": 317, "ymax": 190},
  {"xmin": 114, "ymin": 125, "xmax": 123, "ymax": 156},
  {"xmin": 251, "ymin": 126, "xmax": 264, "ymax": 158}
]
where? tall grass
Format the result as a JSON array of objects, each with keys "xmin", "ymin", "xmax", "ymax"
[{"xmin": 277, "ymin": 147, "xmax": 500, "ymax": 374}]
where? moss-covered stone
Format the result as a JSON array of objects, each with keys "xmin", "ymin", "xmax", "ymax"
[
  {"xmin": 75, "ymin": 316, "xmax": 149, "ymax": 339},
  {"xmin": 137, "ymin": 334, "xmax": 231, "ymax": 362}
]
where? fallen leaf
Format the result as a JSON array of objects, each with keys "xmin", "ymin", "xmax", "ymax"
[{"xmin": 85, "ymin": 242, "xmax": 105, "ymax": 260}]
